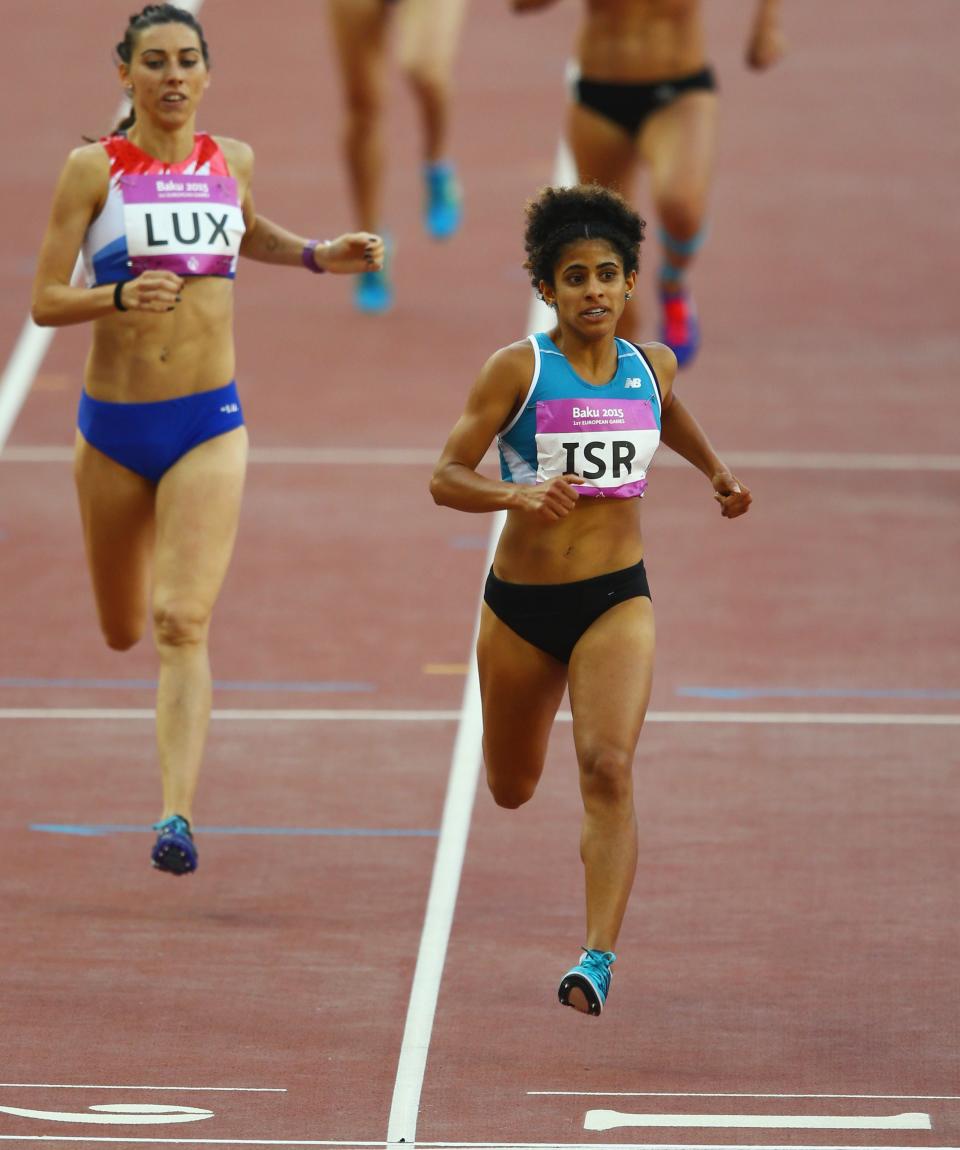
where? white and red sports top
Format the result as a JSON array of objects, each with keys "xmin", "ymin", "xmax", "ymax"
[{"xmin": 82, "ymin": 133, "xmax": 245, "ymax": 286}]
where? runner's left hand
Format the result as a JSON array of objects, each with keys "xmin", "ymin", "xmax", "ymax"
[
  {"xmin": 317, "ymin": 232, "xmax": 384, "ymax": 274},
  {"xmin": 712, "ymin": 470, "xmax": 752, "ymax": 518},
  {"xmin": 746, "ymin": 20, "xmax": 786, "ymax": 70}
]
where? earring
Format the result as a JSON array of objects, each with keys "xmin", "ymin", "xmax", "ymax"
[
  {"xmin": 625, "ymin": 291, "xmax": 632, "ymax": 300},
  {"xmin": 124, "ymin": 85, "xmax": 133, "ymax": 96}
]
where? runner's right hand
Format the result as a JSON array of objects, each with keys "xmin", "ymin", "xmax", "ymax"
[
  {"xmin": 516, "ymin": 474, "xmax": 582, "ymax": 521},
  {"xmin": 116, "ymin": 270, "xmax": 184, "ymax": 313}
]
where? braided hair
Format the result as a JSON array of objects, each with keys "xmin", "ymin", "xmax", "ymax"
[
  {"xmin": 523, "ymin": 184, "xmax": 645, "ymax": 290},
  {"xmin": 113, "ymin": 4, "xmax": 210, "ymax": 134}
]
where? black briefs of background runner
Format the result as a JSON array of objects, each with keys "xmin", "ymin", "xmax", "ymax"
[
  {"xmin": 575, "ymin": 66, "xmax": 717, "ymax": 137},
  {"xmin": 483, "ymin": 560, "xmax": 651, "ymax": 665}
]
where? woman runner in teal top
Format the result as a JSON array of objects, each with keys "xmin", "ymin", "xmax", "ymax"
[{"xmin": 430, "ymin": 183, "xmax": 751, "ymax": 1016}]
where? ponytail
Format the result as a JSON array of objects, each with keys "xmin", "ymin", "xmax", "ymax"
[{"xmin": 112, "ymin": 105, "xmax": 137, "ymax": 136}]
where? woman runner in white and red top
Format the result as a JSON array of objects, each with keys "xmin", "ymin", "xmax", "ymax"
[{"xmin": 31, "ymin": 3, "xmax": 384, "ymax": 877}]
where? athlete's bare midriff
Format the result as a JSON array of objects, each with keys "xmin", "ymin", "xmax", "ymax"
[
  {"xmin": 494, "ymin": 496, "xmax": 645, "ymax": 584},
  {"xmin": 577, "ymin": 0, "xmax": 706, "ymax": 83},
  {"xmin": 84, "ymin": 277, "xmax": 235, "ymax": 402}
]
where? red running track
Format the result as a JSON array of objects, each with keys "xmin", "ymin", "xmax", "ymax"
[{"xmin": 0, "ymin": 2, "xmax": 958, "ymax": 1148}]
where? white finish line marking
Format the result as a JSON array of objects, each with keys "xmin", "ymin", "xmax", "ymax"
[{"xmin": 585, "ymin": 1110, "xmax": 932, "ymax": 1133}]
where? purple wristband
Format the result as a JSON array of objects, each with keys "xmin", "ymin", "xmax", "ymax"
[{"xmin": 301, "ymin": 239, "xmax": 327, "ymax": 274}]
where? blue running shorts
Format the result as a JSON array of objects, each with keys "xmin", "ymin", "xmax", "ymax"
[{"xmin": 78, "ymin": 380, "xmax": 244, "ymax": 483}]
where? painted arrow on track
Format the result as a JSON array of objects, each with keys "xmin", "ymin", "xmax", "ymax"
[{"xmin": 0, "ymin": 1103, "xmax": 214, "ymax": 1125}]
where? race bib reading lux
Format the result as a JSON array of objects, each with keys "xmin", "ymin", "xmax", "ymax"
[
  {"xmin": 121, "ymin": 173, "xmax": 244, "ymax": 276},
  {"xmin": 535, "ymin": 397, "xmax": 660, "ymax": 498}
]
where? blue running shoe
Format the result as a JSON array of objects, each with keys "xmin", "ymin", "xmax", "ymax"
[
  {"xmin": 424, "ymin": 161, "xmax": 462, "ymax": 240},
  {"xmin": 354, "ymin": 235, "xmax": 393, "ymax": 314},
  {"xmin": 659, "ymin": 283, "xmax": 700, "ymax": 368},
  {"xmin": 151, "ymin": 814, "xmax": 198, "ymax": 876},
  {"xmin": 354, "ymin": 267, "xmax": 392, "ymax": 314},
  {"xmin": 558, "ymin": 948, "xmax": 615, "ymax": 1016}
]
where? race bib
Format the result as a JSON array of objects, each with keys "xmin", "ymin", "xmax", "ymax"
[
  {"xmin": 121, "ymin": 173, "xmax": 244, "ymax": 277},
  {"xmin": 535, "ymin": 397, "xmax": 659, "ymax": 498}
]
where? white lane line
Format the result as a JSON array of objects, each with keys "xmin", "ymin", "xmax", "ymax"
[
  {"xmin": 384, "ymin": 523, "xmax": 499, "ymax": 1145},
  {"xmin": 0, "ymin": 708, "xmax": 957, "ymax": 726},
  {"xmin": 0, "ymin": 322, "xmax": 57, "ymax": 451},
  {"xmin": 0, "ymin": 1085, "xmax": 284, "ymax": 1093},
  {"xmin": 631, "ymin": 711, "xmax": 960, "ymax": 726},
  {"xmin": 4, "ymin": 444, "xmax": 960, "ymax": 472},
  {"xmin": 0, "ymin": 709, "xmax": 456, "ymax": 722},
  {"xmin": 723, "ymin": 450, "xmax": 960, "ymax": 471},
  {"xmin": 585, "ymin": 1110, "xmax": 931, "ymax": 1132},
  {"xmin": 385, "ymin": 133, "xmax": 571, "ymax": 1150},
  {"xmin": 532, "ymin": 1090, "xmax": 960, "ymax": 1100}
]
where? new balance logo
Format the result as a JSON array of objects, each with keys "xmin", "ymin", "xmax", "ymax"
[
  {"xmin": 624, "ymin": 378, "xmax": 643, "ymax": 389},
  {"xmin": 220, "ymin": 403, "xmax": 240, "ymax": 414}
]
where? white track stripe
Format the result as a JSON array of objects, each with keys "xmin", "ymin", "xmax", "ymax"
[
  {"xmin": 0, "ymin": 322, "xmax": 57, "ymax": 451},
  {"xmin": 0, "ymin": 708, "xmax": 956, "ymax": 726},
  {"xmin": 4, "ymin": 444, "xmax": 960, "ymax": 472},
  {"xmin": 0, "ymin": 1141, "xmax": 958, "ymax": 1150},
  {"xmin": 0, "ymin": 1085, "xmax": 283, "ymax": 1093},
  {"xmin": 385, "ymin": 138, "xmax": 574, "ymax": 1149},
  {"xmin": 385, "ymin": 524, "xmax": 498, "ymax": 1144},
  {"xmin": 530, "ymin": 1091, "xmax": 960, "ymax": 1100},
  {"xmin": 584, "ymin": 1111, "xmax": 931, "ymax": 1132}
]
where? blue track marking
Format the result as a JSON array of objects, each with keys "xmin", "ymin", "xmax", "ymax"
[
  {"xmin": 678, "ymin": 686, "xmax": 960, "ymax": 701},
  {"xmin": 31, "ymin": 824, "xmax": 439, "ymax": 838},
  {"xmin": 0, "ymin": 677, "xmax": 374, "ymax": 693}
]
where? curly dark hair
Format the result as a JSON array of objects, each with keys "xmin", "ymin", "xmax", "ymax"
[
  {"xmin": 112, "ymin": 5, "xmax": 210, "ymax": 134},
  {"xmin": 524, "ymin": 184, "xmax": 645, "ymax": 290}
]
